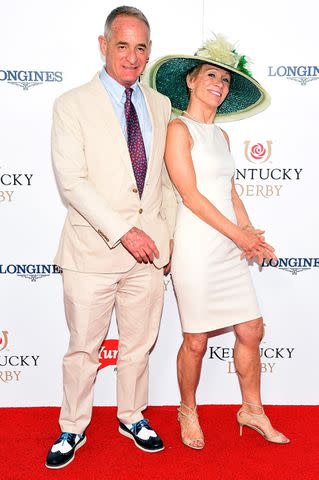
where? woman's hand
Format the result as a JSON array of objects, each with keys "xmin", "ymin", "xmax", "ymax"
[
  {"xmin": 241, "ymin": 244, "xmax": 278, "ymax": 265},
  {"xmin": 233, "ymin": 226, "xmax": 265, "ymax": 253},
  {"xmin": 238, "ymin": 226, "xmax": 278, "ymax": 265}
]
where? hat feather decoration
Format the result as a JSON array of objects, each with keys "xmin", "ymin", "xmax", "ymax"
[
  {"xmin": 196, "ymin": 34, "xmax": 253, "ymax": 77},
  {"xmin": 142, "ymin": 33, "xmax": 270, "ymax": 122}
]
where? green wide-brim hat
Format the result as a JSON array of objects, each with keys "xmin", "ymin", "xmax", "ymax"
[{"xmin": 142, "ymin": 36, "xmax": 271, "ymax": 122}]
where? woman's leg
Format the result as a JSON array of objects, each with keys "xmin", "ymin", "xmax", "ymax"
[
  {"xmin": 177, "ymin": 332, "xmax": 208, "ymax": 447},
  {"xmin": 233, "ymin": 318, "xmax": 264, "ymax": 408},
  {"xmin": 177, "ymin": 332, "xmax": 208, "ymax": 407},
  {"xmin": 233, "ymin": 318, "xmax": 289, "ymax": 442}
]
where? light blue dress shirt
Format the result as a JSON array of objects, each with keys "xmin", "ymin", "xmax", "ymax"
[{"xmin": 99, "ymin": 68, "xmax": 152, "ymax": 161}]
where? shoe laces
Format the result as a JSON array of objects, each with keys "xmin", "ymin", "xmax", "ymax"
[
  {"xmin": 59, "ymin": 432, "xmax": 76, "ymax": 444},
  {"xmin": 131, "ymin": 418, "xmax": 151, "ymax": 435}
]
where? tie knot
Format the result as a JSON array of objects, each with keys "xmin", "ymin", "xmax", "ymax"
[{"xmin": 125, "ymin": 88, "xmax": 133, "ymax": 101}]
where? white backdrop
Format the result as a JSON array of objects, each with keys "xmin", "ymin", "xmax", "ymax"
[{"xmin": 1, "ymin": 0, "xmax": 319, "ymax": 407}]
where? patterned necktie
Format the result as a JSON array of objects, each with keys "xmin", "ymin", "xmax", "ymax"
[{"xmin": 124, "ymin": 88, "xmax": 147, "ymax": 197}]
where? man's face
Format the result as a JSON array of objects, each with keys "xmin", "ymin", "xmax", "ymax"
[{"xmin": 99, "ymin": 15, "xmax": 151, "ymax": 87}]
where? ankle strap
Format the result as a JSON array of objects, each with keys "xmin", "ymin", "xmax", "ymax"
[
  {"xmin": 178, "ymin": 402, "xmax": 197, "ymax": 414},
  {"xmin": 243, "ymin": 401, "xmax": 264, "ymax": 411}
]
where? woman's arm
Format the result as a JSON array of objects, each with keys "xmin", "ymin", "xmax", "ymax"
[
  {"xmin": 221, "ymin": 128, "xmax": 251, "ymax": 228},
  {"xmin": 164, "ymin": 120, "xmax": 264, "ymax": 253},
  {"xmin": 231, "ymin": 178, "xmax": 277, "ymax": 262},
  {"xmin": 221, "ymin": 129, "xmax": 277, "ymax": 263},
  {"xmin": 231, "ymin": 178, "xmax": 252, "ymax": 228}
]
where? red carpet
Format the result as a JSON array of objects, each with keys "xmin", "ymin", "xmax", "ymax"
[{"xmin": 1, "ymin": 406, "xmax": 318, "ymax": 480}]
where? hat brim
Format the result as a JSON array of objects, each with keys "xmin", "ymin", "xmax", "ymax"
[{"xmin": 142, "ymin": 55, "xmax": 270, "ymax": 122}]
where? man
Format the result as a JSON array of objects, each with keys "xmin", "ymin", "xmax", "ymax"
[{"xmin": 45, "ymin": 6, "xmax": 176, "ymax": 469}]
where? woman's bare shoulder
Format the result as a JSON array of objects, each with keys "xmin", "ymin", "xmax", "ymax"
[{"xmin": 167, "ymin": 117, "xmax": 191, "ymax": 139}]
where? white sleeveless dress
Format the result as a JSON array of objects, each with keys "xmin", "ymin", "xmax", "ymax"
[{"xmin": 171, "ymin": 116, "xmax": 261, "ymax": 333}]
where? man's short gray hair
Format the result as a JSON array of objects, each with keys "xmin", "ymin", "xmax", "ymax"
[{"xmin": 104, "ymin": 6, "xmax": 150, "ymax": 40}]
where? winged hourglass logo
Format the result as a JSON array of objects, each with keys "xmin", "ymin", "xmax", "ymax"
[
  {"xmin": 7, "ymin": 81, "xmax": 43, "ymax": 91},
  {"xmin": 0, "ymin": 70, "xmax": 63, "ymax": 91}
]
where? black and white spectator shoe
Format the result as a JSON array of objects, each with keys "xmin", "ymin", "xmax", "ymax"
[
  {"xmin": 45, "ymin": 432, "xmax": 86, "ymax": 469},
  {"xmin": 119, "ymin": 419, "xmax": 164, "ymax": 452}
]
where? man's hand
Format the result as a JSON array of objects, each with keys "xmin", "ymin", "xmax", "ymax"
[
  {"xmin": 121, "ymin": 227, "xmax": 159, "ymax": 263},
  {"xmin": 164, "ymin": 239, "xmax": 174, "ymax": 276}
]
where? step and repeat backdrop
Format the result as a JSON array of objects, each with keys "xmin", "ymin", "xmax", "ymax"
[{"xmin": 1, "ymin": 0, "xmax": 318, "ymax": 407}]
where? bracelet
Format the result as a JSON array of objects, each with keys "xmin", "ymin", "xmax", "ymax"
[{"xmin": 241, "ymin": 224, "xmax": 253, "ymax": 230}]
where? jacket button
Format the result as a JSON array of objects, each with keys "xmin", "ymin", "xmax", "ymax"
[
  {"xmin": 139, "ymin": 208, "xmax": 143, "ymax": 214},
  {"xmin": 132, "ymin": 188, "xmax": 138, "ymax": 193}
]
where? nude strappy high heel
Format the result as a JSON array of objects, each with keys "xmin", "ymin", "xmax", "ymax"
[
  {"xmin": 177, "ymin": 403, "xmax": 205, "ymax": 450},
  {"xmin": 237, "ymin": 402, "xmax": 290, "ymax": 444}
]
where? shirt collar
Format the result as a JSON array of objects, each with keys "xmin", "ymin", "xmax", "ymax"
[{"xmin": 100, "ymin": 67, "xmax": 140, "ymax": 104}]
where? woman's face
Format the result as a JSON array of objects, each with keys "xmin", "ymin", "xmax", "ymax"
[{"xmin": 187, "ymin": 64, "xmax": 231, "ymax": 109}]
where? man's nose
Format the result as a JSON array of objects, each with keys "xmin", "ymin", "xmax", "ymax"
[{"xmin": 127, "ymin": 49, "xmax": 137, "ymax": 64}]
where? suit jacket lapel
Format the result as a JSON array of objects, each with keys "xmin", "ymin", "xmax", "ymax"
[
  {"xmin": 139, "ymin": 84, "xmax": 158, "ymax": 185},
  {"xmin": 88, "ymin": 74, "xmax": 136, "ymax": 183},
  {"xmin": 88, "ymin": 75, "xmax": 159, "ymax": 189}
]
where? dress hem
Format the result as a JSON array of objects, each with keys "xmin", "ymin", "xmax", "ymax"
[{"xmin": 181, "ymin": 312, "xmax": 262, "ymax": 334}]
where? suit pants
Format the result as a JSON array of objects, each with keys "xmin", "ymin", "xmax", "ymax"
[{"xmin": 59, "ymin": 262, "xmax": 164, "ymax": 433}]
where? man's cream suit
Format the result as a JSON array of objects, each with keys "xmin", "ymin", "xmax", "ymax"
[{"xmin": 52, "ymin": 73, "xmax": 176, "ymax": 433}]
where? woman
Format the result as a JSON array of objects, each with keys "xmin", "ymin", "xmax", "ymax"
[{"xmin": 144, "ymin": 35, "xmax": 289, "ymax": 449}]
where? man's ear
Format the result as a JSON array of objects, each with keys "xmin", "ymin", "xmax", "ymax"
[
  {"xmin": 98, "ymin": 35, "xmax": 107, "ymax": 56},
  {"xmin": 147, "ymin": 39, "xmax": 152, "ymax": 61}
]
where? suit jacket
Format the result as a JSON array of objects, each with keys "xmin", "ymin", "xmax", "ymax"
[{"xmin": 52, "ymin": 73, "xmax": 177, "ymax": 273}]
